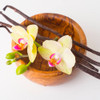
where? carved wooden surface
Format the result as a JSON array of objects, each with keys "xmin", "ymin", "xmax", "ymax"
[{"xmin": 12, "ymin": 13, "xmax": 86, "ymax": 85}]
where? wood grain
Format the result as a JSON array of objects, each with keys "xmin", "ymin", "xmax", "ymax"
[{"xmin": 12, "ymin": 13, "xmax": 86, "ymax": 86}]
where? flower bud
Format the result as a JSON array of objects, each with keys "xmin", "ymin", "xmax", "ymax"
[
  {"xmin": 16, "ymin": 65, "xmax": 27, "ymax": 75},
  {"xmin": 6, "ymin": 60, "xmax": 12, "ymax": 65},
  {"xmin": 6, "ymin": 52, "xmax": 15, "ymax": 59}
]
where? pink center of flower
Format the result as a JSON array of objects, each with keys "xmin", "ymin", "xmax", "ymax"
[
  {"xmin": 48, "ymin": 53, "xmax": 61, "ymax": 67},
  {"xmin": 13, "ymin": 38, "xmax": 28, "ymax": 51}
]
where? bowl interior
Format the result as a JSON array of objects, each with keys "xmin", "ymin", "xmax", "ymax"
[{"xmin": 12, "ymin": 13, "xmax": 86, "ymax": 71}]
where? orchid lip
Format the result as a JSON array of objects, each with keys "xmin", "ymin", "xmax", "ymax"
[
  {"xmin": 18, "ymin": 38, "xmax": 28, "ymax": 46},
  {"xmin": 13, "ymin": 38, "xmax": 28, "ymax": 51},
  {"xmin": 50, "ymin": 53, "xmax": 55, "ymax": 59},
  {"xmin": 48, "ymin": 53, "xmax": 62, "ymax": 67},
  {"xmin": 13, "ymin": 44, "xmax": 22, "ymax": 50},
  {"xmin": 48, "ymin": 61, "xmax": 55, "ymax": 67}
]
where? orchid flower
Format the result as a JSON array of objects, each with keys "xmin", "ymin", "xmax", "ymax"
[
  {"xmin": 38, "ymin": 35, "xmax": 76, "ymax": 75},
  {"xmin": 11, "ymin": 24, "xmax": 38, "ymax": 63}
]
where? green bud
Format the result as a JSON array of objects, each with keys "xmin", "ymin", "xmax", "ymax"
[
  {"xmin": 6, "ymin": 60, "xmax": 12, "ymax": 65},
  {"xmin": 6, "ymin": 52, "xmax": 15, "ymax": 59},
  {"xmin": 54, "ymin": 37, "xmax": 58, "ymax": 41},
  {"xmin": 16, "ymin": 65, "xmax": 28, "ymax": 75},
  {"xmin": 12, "ymin": 59, "xmax": 16, "ymax": 62}
]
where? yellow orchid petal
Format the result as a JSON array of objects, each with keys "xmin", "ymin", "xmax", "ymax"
[
  {"xmin": 11, "ymin": 26, "xmax": 28, "ymax": 39},
  {"xmin": 56, "ymin": 60, "xmax": 72, "ymax": 75},
  {"xmin": 11, "ymin": 32, "xmax": 23, "ymax": 43},
  {"xmin": 27, "ymin": 43, "xmax": 37, "ymax": 63},
  {"xmin": 27, "ymin": 35, "xmax": 37, "ymax": 62},
  {"xmin": 38, "ymin": 46, "xmax": 53, "ymax": 60},
  {"xmin": 61, "ymin": 48, "xmax": 76, "ymax": 69},
  {"xmin": 56, "ymin": 48, "xmax": 75, "ymax": 75},
  {"xmin": 27, "ymin": 34, "xmax": 33, "ymax": 49},
  {"xmin": 43, "ymin": 40, "xmax": 62, "ymax": 53},
  {"xmin": 58, "ymin": 35, "xmax": 72, "ymax": 49},
  {"xmin": 27, "ymin": 24, "xmax": 38, "ymax": 40}
]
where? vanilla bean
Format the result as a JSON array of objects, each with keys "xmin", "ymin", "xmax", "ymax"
[
  {"xmin": 76, "ymin": 57, "xmax": 98, "ymax": 72},
  {"xmin": 76, "ymin": 63, "xmax": 100, "ymax": 79},
  {"xmin": 0, "ymin": 11, "xmax": 19, "ymax": 26},
  {"xmin": 3, "ymin": 5, "xmax": 100, "ymax": 56},
  {"xmin": 0, "ymin": 21, "xmax": 12, "ymax": 28},
  {"xmin": 3, "ymin": 5, "xmax": 62, "ymax": 37},
  {"xmin": 0, "ymin": 25, "xmax": 11, "ymax": 33},
  {"xmin": 72, "ymin": 49, "xmax": 100, "ymax": 66},
  {"xmin": 0, "ymin": 12, "xmax": 50, "ymax": 41},
  {"xmin": 73, "ymin": 40, "xmax": 100, "ymax": 56},
  {"xmin": 0, "ymin": 21, "xmax": 12, "ymax": 33},
  {"xmin": 37, "ymin": 34, "xmax": 51, "ymax": 40},
  {"xmin": 1, "ymin": 11, "xmax": 100, "ymax": 68},
  {"xmin": 2, "ymin": 5, "xmax": 100, "ymax": 79},
  {"xmin": 81, "ymin": 60, "xmax": 98, "ymax": 72},
  {"xmin": 0, "ymin": 11, "xmax": 26, "ymax": 29}
]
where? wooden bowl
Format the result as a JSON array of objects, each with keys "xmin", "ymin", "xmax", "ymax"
[{"xmin": 12, "ymin": 13, "xmax": 86, "ymax": 86}]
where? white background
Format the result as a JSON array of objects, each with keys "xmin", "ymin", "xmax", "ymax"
[{"xmin": 0, "ymin": 0, "xmax": 100, "ymax": 100}]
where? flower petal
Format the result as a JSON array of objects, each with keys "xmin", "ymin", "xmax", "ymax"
[
  {"xmin": 11, "ymin": 26, "xmax": 27, "ymax": 35},
  {"xmin": 56, "ymin": 60, "xmax": 72, "ymax": 75},
  {"xmin": 27, "ymin": 24, "xmax": 38, "ymax": 40},
  {"xmin": 43, "ymin": 40, "xmax": 62, "ymax": 53},
  {"xmin": 38, "ymin": 46, "xmax": 53, "ymax": 60},
  {"xmin": 11, "ymin": 32, "xmax": 23, "ymax": 43},
  {"xmin": 13, "ymin": 44, "xmax": 21, "ymax": 50},
  {"xmin": 11, "ymin": 26, "xmax": 28, "ymax": 42},
  {"xmin": 27, "ymin": 35, "xmax": 37, "ymax": 62},
  {"xmin": 61, "ymin": 48, "xmax": 76, "ymax": 68},
  {"xmin": 27, "ymin": 43, "xmax": 37, "ymax": 63},
  {"xmin": 18, "ymin": 38, "xmax": 27, "ymax": 45},
  {"xmin": 58, "ymin": 35, "xmax": 72, "ymax": 49},
  {"xmin": 56, "ymin": 48, "xmax": 75, "ymax": 74},
  {"xmin": 11, "ymin": 26, "xmax": 27, "ymax": 39}
]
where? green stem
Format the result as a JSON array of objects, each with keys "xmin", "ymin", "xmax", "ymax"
[
  {"xmin": 22, "ymin": 55, "xmax": 28, "ymax": 57},
  {"xmin": 34, "ymin": 41, "xmax": 41, "ymax": 47},
  {"xmin": 15, "ymin": 55, "xmax": 28, "ymax": 61},
  {"xmin": 26, "ymin": 61, "xmax": 31, "ymax": 67},
  {"xmin": 11, "ymin": 51, "xmax": 23, "ymax": 56},
  {"xmin": 15, "ymin": 51, "xmax": 23, "ymax": 56}
]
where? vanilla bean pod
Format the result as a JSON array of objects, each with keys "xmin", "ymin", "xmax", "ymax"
[
  {"xmin": 0, "ymin": 11, "xmax": 26, "ymax": 29},
  {"xmin": 76, "ymin": 63, "xmax": 100, "ymax": 79},
  {"xmin": 0, "ymin": 12, "xmax": 50, "ymax": 41},
  {"xmin": 73, "ymin": 40, "xmax": 100, "ymax": 56},
  {"xmin": 0, "ymin": 21, "xmax": 12, "ymax": 28},
  {"xmin": 76, "ymin": 56, "xmax": 98, "ymax": 72},
  {"xmin": 0, "ymin": 25, "xmax": 11, "ymax": 33},
  {"xmin": 3, "ymin": 5, "xmax": 62, "ymax": 37},
  {"xmin": 81, "ymin": 59, "xmax": 98, "ymax": 72},
  {"xmin": 72, "ymin": 49, "xmax": 100, "ymax": 66},
  {"xmin": 0, "ymin": 21, "xmax": 12, "ymax": 33},
  {"xmin": 1, "ymin": 11, "xmax": 99, "ymax": 68},
  {"xmin": 3, "ymin": 5, "xmax": 100, "ymax": 56},
  {"xmin": 1, "ymin": 6, "xmax": 100, "ymax": 79},
  {"xmin": 1, "ymin": 10, "xmax": 100, "ymax": 67}
]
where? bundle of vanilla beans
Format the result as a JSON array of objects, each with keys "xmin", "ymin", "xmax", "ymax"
[{"xmin": 0, "ymin": 5, "xmax": 100, "ymax": 79}]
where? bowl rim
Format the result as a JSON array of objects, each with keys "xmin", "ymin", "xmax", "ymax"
[{"xmin": 13, "ymin": 13, "xmax": 87, "ymax": 75}]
